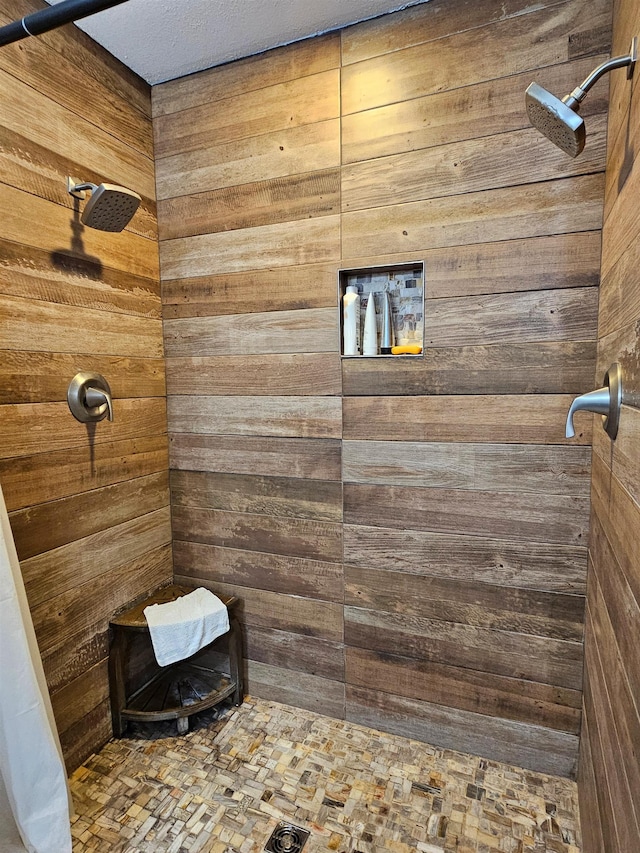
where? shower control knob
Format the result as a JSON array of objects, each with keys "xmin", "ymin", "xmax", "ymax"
[{"xmin": 67, "ymin": 372, "xmax": 114, "ymax": 423}]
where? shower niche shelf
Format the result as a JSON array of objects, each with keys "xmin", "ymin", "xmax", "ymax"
[
  {"xmin": 339, "ymin": 261, "xmax": 425, "ymax": 358},
  {"xmin": 108, "ymin": 585, "xmax": 243, "ymax": 736}
]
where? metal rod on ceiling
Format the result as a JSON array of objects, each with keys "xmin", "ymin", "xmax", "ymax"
[{"xmin": 0, "ymin": 0, "xmax": 129, "ymax": 47}]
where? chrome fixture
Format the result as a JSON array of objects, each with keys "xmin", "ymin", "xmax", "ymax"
[
  {"xmin": 68, "ymin": 372, "xmax": 113, "ymax": 423},
  {"xmin": 526, "ymin": 37, "xmax": 637, "ymax": 157},
  {"xmin": 566, "ymin": 363, "xmax": 622, "ymax": 440},
  {"xmin": 0, "ymin": 0, "xmax": 130, "ymax": 48},
  {"xmin": 67, "ymin": 177, "xmax": 141, "ymax": 232}
]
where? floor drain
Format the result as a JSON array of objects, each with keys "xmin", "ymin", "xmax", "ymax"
[{"xmin": 265, "ymin": 821, "xmax": 310, "ymax": 853}]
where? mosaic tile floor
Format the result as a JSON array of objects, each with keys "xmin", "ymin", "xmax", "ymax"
[{"xmin": 69, "ymin": 697, "xmax": 581, "ymax": 853}]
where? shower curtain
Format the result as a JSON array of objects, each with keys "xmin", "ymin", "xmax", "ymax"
[{"xmin": 0, "ymin": 484, "xmax": 72, "ymax": 853}]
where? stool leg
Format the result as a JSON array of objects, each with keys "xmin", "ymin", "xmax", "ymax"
[
  {"xmin": 108, "ymin": 628, "xmax": 128, "ymax": 737},
  {"xmin": 229, "ymin": 615, "xmax": 244, "ymax": 706},
  {"xmin": 177, "ymin": 716, "xmax": 189, "ymax": 735}
]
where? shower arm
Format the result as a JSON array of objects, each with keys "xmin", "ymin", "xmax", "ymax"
[
  {"xmin": 564, "ymin": 37, "xmax": 637, "ymax": 109},
  {"xmin": 0, "ymin": 0, "xmax": 130, "ymax": 48}
]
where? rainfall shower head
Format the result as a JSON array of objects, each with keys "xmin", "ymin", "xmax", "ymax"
[
  {"xmin": 67, "ymin": 178, "xmax": 141, "ymax": 232},
  {"xmin": 525, "ymin": 83, "xmax": 585, "ymax": 157},
  {"xmin": 526, "ymin": 37, "xmax": 637, "ymax": 157}
]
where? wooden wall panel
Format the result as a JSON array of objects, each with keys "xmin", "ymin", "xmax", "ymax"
[
  {"xmin": 0, "ymin": 0, "xmax": 171, "ymax": 772},
  {"xmin": 578, "ymin": 0, "xmax": 640, "ymax": 843},
  {"xmin": 155, "ymin": 0, "xmax": 608, "ymax": 775}
]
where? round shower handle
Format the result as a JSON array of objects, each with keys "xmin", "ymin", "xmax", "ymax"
[{"xmin": 68, "ymin": 372, "xmax": 113, "ymax": 423}]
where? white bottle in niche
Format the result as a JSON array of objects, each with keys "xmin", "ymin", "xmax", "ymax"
[
  {"xmin": 343, "ymin": 285, "xmax": 361, "ymax": 355},
  {"xmin": 362, "ymin": 293, "xmax": 378, "ymax": 355}
]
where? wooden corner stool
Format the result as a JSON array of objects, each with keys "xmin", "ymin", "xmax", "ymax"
[{"xmin": 108, "ymin": 584, "xmax": 244, "ymax": 736}]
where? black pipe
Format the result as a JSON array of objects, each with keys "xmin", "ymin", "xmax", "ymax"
[{"xmin": 0, "ymin": 0, "xmax": 130, "ymax": 48}]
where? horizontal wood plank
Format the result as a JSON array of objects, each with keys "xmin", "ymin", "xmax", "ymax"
[
  {"xmin": 166, "ymin": 353, "xmax": 341, "ymax": 396},
  {"xmin": 173, "ymin": 540, "xmax": 343, "ymax": 602},
  {"xmin": 343, "ymin": 395, "xmax": 591, "ymax": 444},
  {"xmin": 342, "ymin": 440, "xmax": 591, "ymax": 495},
  {"xmin": 346, "ymin": 647, "xmax": 580, "ymax": 733},
  {"xmin": 345, "ymin": 685, "xmax": 578, "ymax": 778},
  {"xmin": 167, "ymin": 395, "xmax": 341, "ymax": 439},
  {"xmin": 161, "ymin": 263, "xmax": 337, "ymax": 319},
  {"xmin": 169, "ymin": 434, "xmax": 341, "ymax": 480},
  {"xmin": 341, "ymin": 175, "xmax": 605, "ymax": 259},
  {"xmin": 159, "ymin": 168, "xmax": 340, "ymax": 240},
  {"xmin": 164, "ymin": 307, "xmax": 337, "ymax": 357},
  {"xmin": 344, "ymin": 483, "xmax": 588, "ymax": 546},
  {"xmin": 342, "ymin": 341, "xmax": 597, "ymax": 396},
  {"xmin": 247, "ymin": 659, "xmax": 345, "ymax": 719},
  {"xmin": 170, "ymin": 469, "xmax": 342, "ymax": 521},
  {"xmin": 172, "ymin": 506, "xmax": 342, "ymax": 562},
  {"xmin": 344, "ymin": 524, "xmax": 587, "ymax": 593},
  {"xmin": 245, "ymin": 627, "xmax": 345, "ymax": 681},
  {"xmin": 0, "ymin": 435, "xmax": 169, "ymax": 511},
  {"xmin": 160, "ymin": 215, "xmax": 341, "ymax": 278}
]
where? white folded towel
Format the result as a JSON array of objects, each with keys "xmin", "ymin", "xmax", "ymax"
[{"xmin": 143, "ymin": 587, "xmax": 230, "ymax": 667}]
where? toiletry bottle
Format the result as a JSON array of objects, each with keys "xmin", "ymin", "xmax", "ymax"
[
  {"xmin": 362, "ymin": 293, "xmax": 378, "ymax": 355},
  {"xmin": 381, "ymin": 290, "xmax": 395, "ymax": 354},
  {"xmin": 343, "ymin": 285, "xmax": 361, "ymax": 355}
]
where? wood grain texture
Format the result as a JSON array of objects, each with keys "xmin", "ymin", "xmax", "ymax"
[
  {"xmin": 167, "ymin": 395, "xmax": 342, "ymax": 439},
  {"xmin": 156, "ymin": 120, "xmax": 340, "ymax": 201},
  {"xmin": 162, "ymin": 263, "xmax": 337, "ymax": 319},
  {"xmin": 173, "ymin": 540, "xmax": 343, "ymax": 602},
  {"xmin": 164, "ymin": 307, "xmax": 337, "ymax": 357},
  {"xmin": 247, "ymin": 660, "xmax": 345, "ymax": 720},
  {"xmin": 169, "ymin": 434, "xmax": 341, "ymax": 480},
  {"xmin": 346, "ymin": 685, "xmax": 578, "ymax": 779},
  {"xmin": 345, "ymin": 605, "xmax": 583, "ymax": 688},
  {"xmin": 345, "ymin": 565, "xmax": 584, "ymax": 640},
  {"xmin": 0, "ymin": 435, "xmax": 168, "ymax": 512},
  {"xmin": 0, "ymin": 18, "xmax": 171, "ymax": 773},
  {"xmin": 346, "ymin": 647, "xmax": 580, "ymax": 733},
  {"xmin": 343, "ymin": 395, "xmax": 591, "ymax": 444},
  {"xmin": 159, "ymin": 168, "xmax": 341, "ymax": 240},
  {"xmin": 174, "ymin": 576, "xmax": 343, "ymax": 643},
  {"xmin": 341, "ymin": 0, "xmax": 610, "ymax": 113},
  {"xmin": 0, "ymin": 351, "xmax": 164, "ymax": 405},
  {"xmin": 342, "ymin": 440, "xmax": 591, "ymax": 495},
  {"xmin": 160, "ymin": 215, "xmax": 340, "ymax": 279},
  {"xmin": 342, "ymin": 174, "xmax": 605, "ymax": 259},
  {"xmin": 343, "ymin": 342, "xmax": 597, "ymax": 396},
  {"xmin": 172, "ymin": 506, "xmax": 342, "ymax": 563},
  {"xmin": 340, "ymin": 0, "xmax": 607, "ymax": 65},
  {"xmin": 0, "ymin": 398, "xmax": 167, "ymax": 459},
  {"xmin": 578, "ymin": 0, "xmax": 640, "ymax": 837},
  {"xmin": 166, "ymin": 353, "xmax": 341, "ymax": 396},
  {"xmin": 344, "ymin": 524, "xmax": 587, "ymax": 593},
  {"xmin": 344, "ymin": 483, "xmax": 588, "ymax": 546},
  {"xmin": 153, "ymin": 33, "xmax": 341, "ymax": 117},
  {"xmin": 154, "ymin": 0, "xmax": 607, "ymax": 775},
  {"xmin": 342, "ymin": 121, "xmax": 606, "ymax": 212},
  {"xmin": 170, "ymin": 469, "xmax": 342, "ymax": 521},
  {"xmin": 342, "ymin": 57, "xmax": 608, "ymax": 163},
  {"xmin": 155, "ymin": 69, "xmax": 340, "ymax": 159}
]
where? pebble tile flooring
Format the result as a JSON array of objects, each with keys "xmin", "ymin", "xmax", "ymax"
[{"xmin": 69, "ymin": 697, "xmax": 581, "ymax": 853}]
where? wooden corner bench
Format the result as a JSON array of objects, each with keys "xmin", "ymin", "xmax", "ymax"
[{"xmin": 108, "ymin": 584, "xmax": 243, "ymax": 736}]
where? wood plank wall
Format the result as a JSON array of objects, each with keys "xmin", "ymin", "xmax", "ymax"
[
  {"xmin": 577, "ymin": 0, "xmax": 640, "ymax": 847},
  {"xmin": 154, "ymin": 0, "xmax": 611, "ymax": 776},
  {"xmin": 0, "ymin": 0, "xmax": 172, "ymax": 771}
]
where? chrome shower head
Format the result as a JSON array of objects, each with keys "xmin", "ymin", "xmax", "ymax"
[
  {"xmin": 525, "ymin": 82, "xmax": 585, "ymax": 158},
  {"xmin": 525, "ymin": 37, "xmax": 637, "ymax": 157},
  {"xmin": 67, "ymin": 178, "xmax": 141, "ymax": 232}
]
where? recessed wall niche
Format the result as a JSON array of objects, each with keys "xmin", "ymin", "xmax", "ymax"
[{"xmin": 339, "ymin": 262, "xmax": 425, "ymax": 357}]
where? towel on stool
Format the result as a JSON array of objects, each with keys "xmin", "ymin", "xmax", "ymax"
[{"xmin": 144, "ymin": 587, "xmax": 230, "ymax": 667}]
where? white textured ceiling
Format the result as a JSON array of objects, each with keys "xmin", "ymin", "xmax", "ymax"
[{"xmin": 46, "ymin": 0, "xmax": 429, "ymax": 85}]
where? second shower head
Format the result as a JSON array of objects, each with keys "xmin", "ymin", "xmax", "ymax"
[
  {"xmin": 67, "ymin": 177, "xmax": 141, "ymax": 232},
  {"xmin": 526, "ymin": 37, "xmax": 637, "ymax": 157}
]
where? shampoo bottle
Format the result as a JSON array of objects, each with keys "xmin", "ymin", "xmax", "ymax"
[
  {"xmin": 343, "ymin": 285, "xmax": 361, "ymax": 355},
  {"xmin": 362, "ymin": 293, "xmax": 378, "ymax": 355}
]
